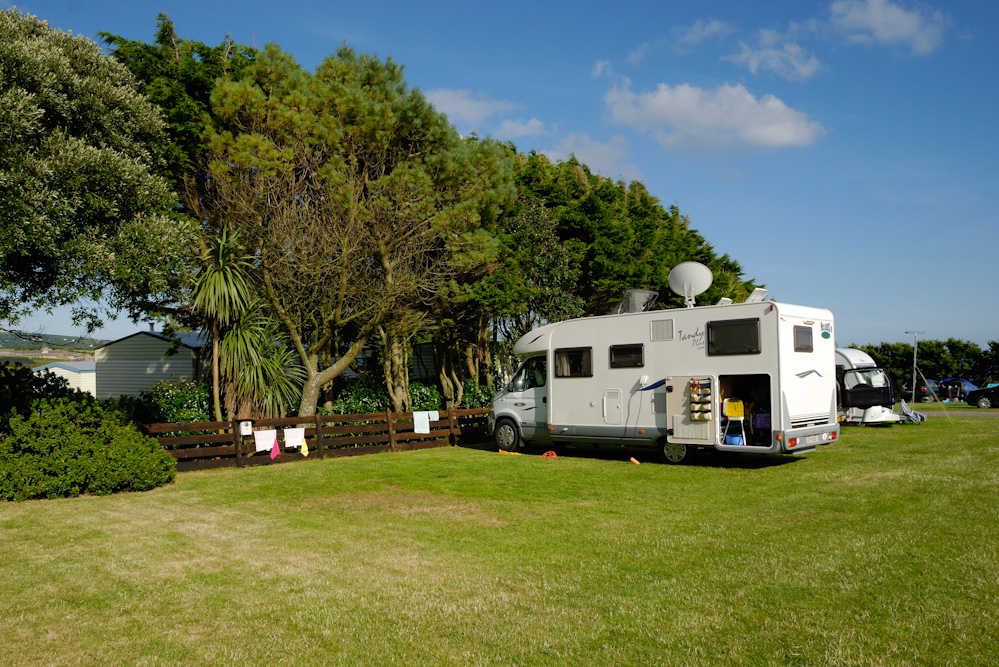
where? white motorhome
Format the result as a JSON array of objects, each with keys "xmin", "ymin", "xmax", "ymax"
[
  {"xmin": 835, "ymin": 348, "xmax": 899, "ymax": 425},
  {"xmin": 489, "ymin": 265, "xmax": 840, "ymax": 463}
]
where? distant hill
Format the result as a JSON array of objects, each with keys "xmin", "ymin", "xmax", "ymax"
[{"xmin": 0, "ymin": 331, "xmax": 110, "ymax": 351}]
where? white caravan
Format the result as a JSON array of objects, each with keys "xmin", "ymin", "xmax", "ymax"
[
  {"xmin": 490, "ymin": 265, "xmax": 840, "ymax": 463},
  {"xmin": 835, "ymin": 348, "xmax": 900, "ymax": 425}
]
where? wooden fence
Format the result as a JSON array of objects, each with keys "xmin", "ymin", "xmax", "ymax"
[{"xmin": 140, "ymin": 407, "xmax": 491, "ymax": 472}]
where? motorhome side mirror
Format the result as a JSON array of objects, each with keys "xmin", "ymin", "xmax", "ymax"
[{"xmin": 506, "ymin": 381, "xmax": 514, "ymax": 392}]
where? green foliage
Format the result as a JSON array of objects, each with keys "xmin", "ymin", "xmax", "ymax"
[
  {"xmin": 0, "ymin": 361, "xmax": 91, "ymax": 432},
  {"xmin": 857, "ymin": 338, "xmax": 999, "ymax": 389},
  {"xmin": 136, "ymin": 378, "xmax": 211, "ymax": 424},
  {"xmin": 460, "ymin": 378, "xmax": 499, "ymax": 409},
  {"xmin": 321, "ymin": 376, "xmax": 390, "ymax": 415},
  {"xmin": 0, "ymin": 9, "xmax": 196, "ymax": 328},
  {"xmin": 513, "ymin": 153, "xmax": 759, "ymax": 315},
  {"xmin": 408, "ymin": 381, "xmax": 444, "ymax": 412},
  {"xmin": 101, "ymin": 13, "xmax": 255, "ymax": 198},
  {"xmin": 0, "ymin": 398, "xmax": 175, "ymax": 501}
]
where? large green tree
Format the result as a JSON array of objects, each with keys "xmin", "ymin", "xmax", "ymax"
[
  {"xmin": 201, "ymin": 45, "xmax": 511, "ymax": 416},
  {"xmin": 101, "ymin": 13, "xmax": 255, "ymax": 203},
  {"xmin": 0, "ymin": 9, "xmax": 195, "ymax": 330},
  {"xmin": 513, "ymin": 153, "xmax": 759, "ymax": 315}
]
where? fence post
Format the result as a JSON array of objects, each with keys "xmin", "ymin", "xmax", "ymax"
[
  {"xmin": 315, "ymin": 413, "xmax": 324, "ymax": 459},
  {"xmin": 447, "ymin": 407, "xmax": 458, "ymax": 446},
  {"xmin": 231, "ymin": 421, "xmax": 243, "ymax": 468},
  {"xmin": 387, "ymin": 409, "xmax": 397, "ymax": 452}
]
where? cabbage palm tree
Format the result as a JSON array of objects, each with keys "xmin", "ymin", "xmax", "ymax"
[
  {"xmin": 191, "ymin": 229, "xmax": 254, "ymax": 421},
  {"xmin": 219, "ymin": 302, "xmax": 304, "ymax": 418}
]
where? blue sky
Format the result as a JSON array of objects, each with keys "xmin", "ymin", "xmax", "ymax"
[{"xmin": 10, "ymin": 0, "xmax": 999, "ymax": 347}]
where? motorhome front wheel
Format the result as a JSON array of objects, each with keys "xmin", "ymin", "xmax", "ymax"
[{"xmin": 494, "ymin": 419, "xmax": 521, "ymax": 452}]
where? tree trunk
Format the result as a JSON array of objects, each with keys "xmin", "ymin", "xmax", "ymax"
[
  {"xmin": 299, "ymin": 372, "xmax": 323, "ymax": 418},
  {"xmin": 211, "ymin": 319, "xmax": 223, "ymax": 422},
  {"xmin": 381, "ymin": 325, "xmax": 411, "ymax": 413}
]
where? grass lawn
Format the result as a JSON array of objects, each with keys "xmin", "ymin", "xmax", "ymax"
[{"xmin": 2, "ymin": 416, "xmax": 998, "ymax": 666}]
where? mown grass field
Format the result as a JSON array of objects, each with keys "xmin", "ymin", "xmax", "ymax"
[{"xmin": 2, "ymin": 415, "xmax": 998, "ymax": 666}]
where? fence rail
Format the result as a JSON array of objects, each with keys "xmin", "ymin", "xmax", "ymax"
[{"xmin": 140, "ymin": 407, "xmax": 491, "ymax": 472}]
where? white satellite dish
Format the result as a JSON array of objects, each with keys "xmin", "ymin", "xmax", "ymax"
[{"xmin": 668, "ymin": 262, "xmax": 713, "ymax": 308}]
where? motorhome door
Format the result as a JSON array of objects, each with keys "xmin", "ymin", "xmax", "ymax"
[
  {"xmin": 505, "ymin": 355, "xmax": 548, "ymax": 439},
  {"xmin": 664, "ymin": 376, "xmax": 717, "ymax": 446}
]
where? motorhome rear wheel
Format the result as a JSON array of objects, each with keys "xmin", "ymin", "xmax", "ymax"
[
  {"xmin": 494, "ymin": 418, "xmax": 521, "ymax": 452},
  {"xmin": 661, "ymin": 440, "xmax": 687, "ymax": 464}
]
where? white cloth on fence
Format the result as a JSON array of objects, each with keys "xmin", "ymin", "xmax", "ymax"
[
  {"xmin": 413, "ymin": 411, "xmax": 431, "ymax": 434},
  {"xmin": 429, "ymin": 410, "xmax": 440, "ymax": 422},
  {"xmin": 254, "ymin": 429, "xmax": 277, "ymax": 452},
  {"xmin": 284, "ymin": 427, "xmax": 305, "ymax": 448}
]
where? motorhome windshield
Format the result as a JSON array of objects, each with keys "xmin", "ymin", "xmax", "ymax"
[{"xmin": 510, "ymin": 356, "xmax": 546, "ymax": 391}]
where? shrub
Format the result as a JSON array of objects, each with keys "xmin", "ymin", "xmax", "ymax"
[
  {"xmin": 0, "ymin": 398, "xmax": 176, "ymax": 501},
  {"xmin": 460, "ymin": 378, "xmax": 498, "ymax": 409},
  {"xmin": 0, "ymin": 362, "xmax": 91, "ymax": 432},
  {"xmin": 409, "ymin": 381, "xmax": 443, "ymax": 411},
  {"xmin": 136, "ymin": 378, "xmax": 211, "ymax": 424},
  {"xmin": 321, "ymin": 376, "xmax": 389, "ymax": 415}
]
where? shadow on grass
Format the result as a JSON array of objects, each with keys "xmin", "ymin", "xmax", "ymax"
[{"xmin": 456, "ymin": 437, "xmax": 801, "ymax": 470}]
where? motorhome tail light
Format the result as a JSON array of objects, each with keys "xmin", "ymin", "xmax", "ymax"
[{"xmin": 788, "ymin": 437, "xmax": 798, "ymax": 448}]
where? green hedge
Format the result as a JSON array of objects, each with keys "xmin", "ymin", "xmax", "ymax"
[{"xmin": 0, "ymin": 399, "xmax": 176, "ymax": 501}]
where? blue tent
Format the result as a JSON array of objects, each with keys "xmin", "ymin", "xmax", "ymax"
[{"xmin": 940, "ymin": 378, "xmax": 978, "ymax": 392}]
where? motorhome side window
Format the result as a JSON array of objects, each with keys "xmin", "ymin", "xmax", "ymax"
[
  {"xmin": 554, "ymin": 347, "xmax": 592, "ymax": 377},
  {"xmin": 794, "ymin": 325, "xmax": 813, "ymax": 352},
  {"xmin": 707, "ymin": 318, "xmax": 761, "ymax": 356},
  {"xmin": 609, "ymin": 344, "xmax": 644, "ymax": 368},
  {"xmin": 510, "ymin": 356, "xmax": 546, "ymax": 391}
]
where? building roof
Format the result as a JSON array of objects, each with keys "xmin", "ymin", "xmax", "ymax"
[
  {"xmin": 33, "ymin": 361, "xmax": 96, "ymax": 374},
  {"xmin": 94, "ymin": 330, "xmax": 207, "ymax": 351}
]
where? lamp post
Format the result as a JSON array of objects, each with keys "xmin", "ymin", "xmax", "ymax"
[{"xmin": 905, "ymin": 330, "xmax": 925, "ymax": 405}]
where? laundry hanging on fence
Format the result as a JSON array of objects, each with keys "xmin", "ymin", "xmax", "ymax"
[
  {"xmin": 254, "ymin": 429, "xmax": 277, "ymax": 453},
  {"xmin": 413, "ymin": 411, "xmax": 431, "ymax": 434},
  {"xmin": 429, "ymin": 410, "xmax": 440, "ymax": 422},
  {"xmin": 270, "ymin": 439, "xmax": 279, "ymax": 459},
  {"xmin": 284, "ymin": 428, "xmax": 305, "ymax": 448},
  {"xmin": 284, "ymin": 427, "xmax": 309, "ymax": 458}
]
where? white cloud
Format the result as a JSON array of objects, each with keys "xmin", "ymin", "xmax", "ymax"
[
  {"xmin": 544, "ymin": 134, "xmax": 643, "ymax": 182},
  {"xmin": 496, "ymin": 118, "xmax": 547, "ymax": 138},
  {"xmin": 423, "ymin": 89, "xmax": 515, "ymax": 126},
  {"xmin": 830, "ymin": 0, "xmax": 945, "ymax": 55},
  {"xmin": 673, "ymin": 19, "xmax": 736, "ymax": 53},
  {"xmin": 725, "ymin": 29, "xmax": 822, "ymax": 81},
  {"xmin": 626, "ymin": 42, "xmax": 654, "ymax": 66},
  {"xmin": 592, "ymin": 60, "xmax": 612, "ymax": 78},
  {"xmin": 604, "ymin": 80, "xmax": 825, "ymax": 150},
  {"xmin": 627, "ymin": 20, "xmax": 734, "ymax": 65}
]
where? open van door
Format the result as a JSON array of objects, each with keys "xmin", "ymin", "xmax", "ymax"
[{"xmin": 839, "ymin": 367, "xmax": 894, "ymax": 409}]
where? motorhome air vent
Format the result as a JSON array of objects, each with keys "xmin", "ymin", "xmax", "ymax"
[{"xmin": 651, "ymin": 319, "xmax": 674, "ymax": 341}]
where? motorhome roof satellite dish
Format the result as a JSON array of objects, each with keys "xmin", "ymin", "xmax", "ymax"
[{"xmin": 668, "ymin": 262, "xmax": 713, "ymax": 308}]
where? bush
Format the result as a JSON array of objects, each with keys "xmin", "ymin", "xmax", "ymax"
[
  {"xmin": 460, "ymin": 378, "xmax": 498, "ymax": 409},
  {"xmin": 136, "ymin": 378, "xmax": 211, "ymax": 424},
  {"xmin": 321, "ymin": 376, "xmax": 389, "ymax": 415},
  {"xmin": 409, "ymin": 381, "xmax": 443, "ymax": 411},
  {"xmin": 0, "ymin": 362, "xmax": 91, "ymax": 432},
  {"xmin": 0, "ymin": 398, "xmax": 176, "ymax": 501}
]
